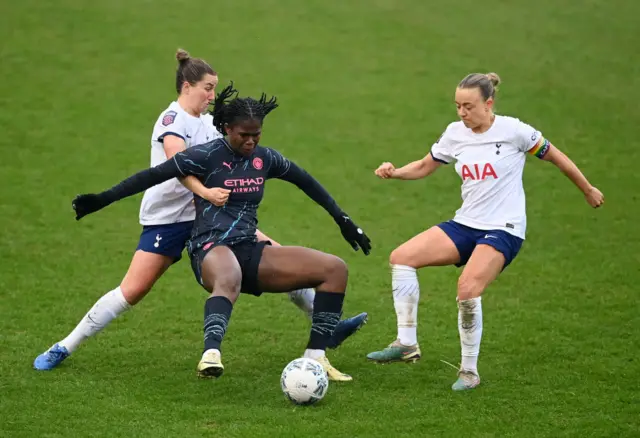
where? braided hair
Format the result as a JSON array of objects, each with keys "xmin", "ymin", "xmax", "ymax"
[{"xmin": 210, "ymin": 82, "xmax": 279, "ymax": 135}]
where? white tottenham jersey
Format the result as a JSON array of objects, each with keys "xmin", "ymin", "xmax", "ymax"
[
  {"xmin": 430, "ymin": 115, "xmax": 550, "ymax": 239},
  {"xmin": 139, "ymin": 101, "xmax": 222, "ymax": 225}
]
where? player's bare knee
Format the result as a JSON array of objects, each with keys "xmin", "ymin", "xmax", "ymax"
[
  {"xmin": 213, "ymin": 270, "xmax": 242, "ymax": 300},
  {"xmin": 389, "ymin": 247, "xmax": 402, "ymax": 265},
  {"xmin": 389, "ymin": 246, "xmax": 414, "ymax": 267},
  {"xmin": 457, "ymin": 274, "xmax": 484, "ymax": 300},
  {"xmin": 210, "ymin": 280, "xmax": 241, "ymax": 304},
  {"xmin": 322, "ymin": 255, "xmax": 348, "ymax": 292},
  {"xmin": 119, "ymin": 283, "xmax": 152, "ymax": 306}
]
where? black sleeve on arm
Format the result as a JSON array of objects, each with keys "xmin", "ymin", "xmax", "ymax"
[
  {"xmin": 272, "ymin": 159, "xmax": 343, "ymax": 219},
  {"xmin": 101, "ymin": 158, "xmax": 183, "ymax": 204}
]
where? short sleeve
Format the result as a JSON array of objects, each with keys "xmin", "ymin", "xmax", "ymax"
[
  {"xmin": 264, "ymin": 147, "xmax": 292, "ymax": 179},
  {"xmin": 430, "ymin": 125, "xmax": 455, "ymax": 164},
  {"xmin": 156, "ymin": 110, "xmax": 188, "ymax": 142},
  {"xmin": 515, "ymin": 119, "xmax": 549, "ymax": 159},
  {"xmin": 172, "ymin": 144, "xmax": 212, "ymax": 177}
]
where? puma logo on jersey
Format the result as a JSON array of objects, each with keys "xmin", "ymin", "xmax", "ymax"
[
  {"xmin": 154, "ymin": 234, "xmax": 162, "ymax": 248},
  {"xmin": 222, "ymin": 162, "xmax": 232, "ymax": 171},
  {"xmin": 461, "ymin": 163, "xmax": 498, "ymax": 181}
]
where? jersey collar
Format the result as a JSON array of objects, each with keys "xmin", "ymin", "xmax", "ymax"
[{"xmin": 221, "ymin": 138, "xmax": 256, "ymax": 159}]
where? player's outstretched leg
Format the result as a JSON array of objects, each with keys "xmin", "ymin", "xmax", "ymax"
[
  {"xmin": 33, "ymin": 251, "xmax": 173, "ymax": 371},
  {"xmin": 257, "ymin": 245, "xmax": 353, "ymax": 381},
  {"xmin": 195, "ymin": 245, "xmax": 242, "ymax": 379},
  {"xmin": 367, "ymin": 227, "xmax": 460, "ymax": 364},
  {"xmin": 256, "ymin": 230, "xmax": 368, "ymax": 349}
]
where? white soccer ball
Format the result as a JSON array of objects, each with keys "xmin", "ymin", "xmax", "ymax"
[{"xmin": 280, "ymin": 357, "xmax": 329, "ymax": 405}]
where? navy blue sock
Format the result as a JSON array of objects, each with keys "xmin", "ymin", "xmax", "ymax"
[
  {"xmin": 203, "ymin": 296, "xmax": 233, "ymax": 353},
  {"xmin": 306, "ymin": 291, "xmax": 344, "ymax": 350}
]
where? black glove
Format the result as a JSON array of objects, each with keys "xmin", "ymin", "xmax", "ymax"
[
  {"xmin": 334, "ymin": 213, "xmax": 371, "ymax": 255},
  {"xmin": 72, "ymin": 193, "xmax": 110, "ymax": 221}
]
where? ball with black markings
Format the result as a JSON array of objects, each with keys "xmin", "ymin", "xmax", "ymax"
[{"xmin": 280, "ymin": 358, "xmax": 329, "ymax": 405}]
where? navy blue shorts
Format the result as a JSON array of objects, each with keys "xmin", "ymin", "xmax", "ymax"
[
  {"xmin": 136, "ymin": 221, "xmax": 194, "ymax": 261},
  {"xmin": 437, "ymin": 220, "xmax": 524, "ymax": 268},
  {"xmin": 188, "ymin": 239, "xmax": 271, "ymax": 296}
]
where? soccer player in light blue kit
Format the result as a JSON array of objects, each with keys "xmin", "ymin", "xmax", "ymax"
[
  {"xmin": 34, "ymin": 50, "xmax": 366, "ymax": 371},
  {"xmin": 367, "ymin": 72, "xmax": 604, "ymax": 390}
]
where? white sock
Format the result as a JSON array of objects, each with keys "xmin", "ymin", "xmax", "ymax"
[
  {"xmin": 458, "ymin": 297, "xmax": 483, "ymax": 374},
  {"xmin": 392, "ymin": 265, "xmax": 420, "ymax": 346},
  {"xmin": 303, "ymin": 349, "xmax": 325, "ymax": 360},
  {"xmin": 58, "ymin": 287, "xmax": 131, "ymax": 353},
  {"xmin": 289, "ymin": 288, "xmax": 315, "ymax": 319},
  {"xmin": 203, "ymin": 348, "xmax": 221, "ymax": 357}
]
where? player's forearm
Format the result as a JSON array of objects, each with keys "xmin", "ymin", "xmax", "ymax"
[
  {"xmin": 392, "ymin": 160, "xmax": 430, "ymax": 180},
  {"xmin": 179, "ymin": 175, "xmax": 207, "ymax": 198},
  {"xmin": 550, "ymin": 149, "xmax": 593, "ymax": 194},
  {"xmin": 101, "ymin": 159, "xmax": 181, "ymax": 204}
]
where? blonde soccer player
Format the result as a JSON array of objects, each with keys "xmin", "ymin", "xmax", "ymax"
[
  {"xmin": 367, "ymin": 72, "xmax": 604, "ymax": 391},
  {"xmin": 34, "ymin": 50, "xmax": 366, "ymax": 371}
]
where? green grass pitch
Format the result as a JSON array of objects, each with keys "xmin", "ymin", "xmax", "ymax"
[{"xmin": 1, "ymin": 0, "xmax": 639, "ymax": 436}]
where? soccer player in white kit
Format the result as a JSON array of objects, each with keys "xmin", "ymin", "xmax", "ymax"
[
  {"xmin": 34, "ymin": 49, "xmax": 366, "ymax": 371},
  {"xmin": 366, "ymin": 72, "xmax": 604, "ymax": 390}
]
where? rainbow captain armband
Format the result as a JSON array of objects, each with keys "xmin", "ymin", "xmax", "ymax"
[{"xmin": 528, "ymin": 137, "xmax": 551, "ymax": 159}]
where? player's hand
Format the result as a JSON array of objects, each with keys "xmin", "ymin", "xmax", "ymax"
[
  {"xmin": 72, "ymin": 193, "xmax": 108, "ymax": 220},
  {"xmin": 202, "ymin": 187, "xmax": 231, "ymax": 206},
  {"xmin": 375, "ymin": 162, "xmax": 396, "ymax": 179},
  {"xmin": 335, "ymin": 213, "xmax": 372, "ymax": 255},
  {"xmin": 585, "ymin": 186, "xmax": 604, "ymax": 208}
]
